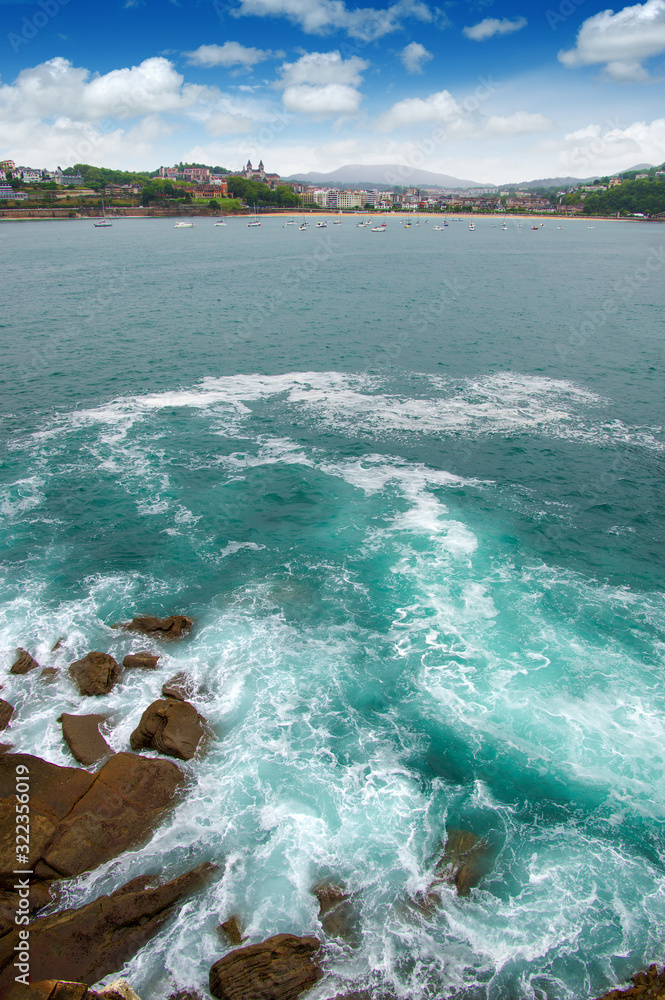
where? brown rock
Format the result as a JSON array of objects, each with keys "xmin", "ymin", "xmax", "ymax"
[
  {"xmin": 0, "ymin": 745, "xmax": 11, "ymax": 755},
  {"xmin": 40, "ymin": 668, "xmax": 58, "ymax": 683},
  {"xmin": 0, "ymin": 881, "xmax": 52, "ymax": 936},
  {"xmin": 97, "ymin": 978, "xmax": 143, "ymax": 1000},
  {"xmin": 0, "ymin": 981, "xmax": 98, "ymax": 1000},
  {"xmin": 122, "ymin": 652, "xmax": 160, "ymax": 670},
  {"xmin": 314, "ymin": 883, "xmax": 361, "ymax": 947},
  {"xmin": 0, "ymin": 702, "xmax": 14, "ymax": 733},
  {"xmin": 58, "ymin": 714, "xmax": 113, "ymax": 766},
  {"xmin": 218, "ymin": 916, "xmax": 245, "ymax": 947},
  {"xmin": 10, "ymin": 649, "xmax": 39, "ymax": 675},
  {"xmin": 162, "ymin": 673, "xmax": 193, "ymax": 702},
  {"xmin": 130, "ymin": 699, "xmax": 205, "ymax": 761},
  {"xmin": 0, "ymin": 862, "xmax": 216, "ymax": 988},
  {"xmin": 209, "ymin": 934, "xmax": 323, "ymax": 1000},
  {"xmin": 116, "ymin": 616, "xmax": 193, "ymax": 640},
  {"xmin": 435, "ymin": 829, "xmax": 491, "ymax": 897},
  {"xmin": 69, "ymin": 653, "xmax": 121, "ymax": 697},
  {"xmin": 51, "ymin": 638, "xmax": 65, "ymax": 651},
  {"xmin": 0, "ymin": 752, "xmax": 184, "ymax": 886}
]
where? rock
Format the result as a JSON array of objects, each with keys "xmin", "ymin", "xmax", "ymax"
[
  {"xmin": 313, "ymin": 883, "xmax": 361, "ymax": 947},
  {"xmin": 0, "ymin": 881, "xmax": 52, "ymax": 936},
  {"xmin": 162, "ymin": 673, "xmax": 194, "ymax": 702},
  {"xmin": 0, "ymin": 862, "xmax": 216, "ymax": 988},
  {"xmin": 40, "ymin": 668, "xmax": 58, "ymax": 683},
  {"xmin": 51, "ymin": 638, "xmax": 65, "ymax": 651},
  {"xmin": 0, "ymin": 752, "xmax": 184, "ymax": 886},
  {"xmin": 97, "ymin": 978, "xmax": 143, "ymax": 1000},
  {"xmin": 122, "ymin": 652, "xmax": 160, "ymax": 670},
  {"xmin": 209, "ymin": 934, "xmax": 323, "ymax": 1000},
  {"xmin": 0, "ymin": 745, "xmax": 11, "ymax": 755},
  {"xmin": 69, "ymin": 653, "xmax": 121, "ymax": 697},
  {"xmin": 435, "ymin": 829, "xmax": 490, "ymax": 897},
  {"xmin": 218, "ymin": 916, "xmax": 245, "ymax": 947},
  {"xmin": 0, "ymin": 702, "xmax": 14, "ymax": 732},
  {"xmin": 130, "ymin": 699, "xmax": 205, "ymax": 761},
  {"xmin": 10, "ymin": 649, "xmax": 39, "ymax": 675},
  {"xmin": 58, "ymin": 714, "xmax": 113, "ymax": 766},
  {"xmin": 0, "ymin": 981, "xmax": 99, "ymax": 1000},
  {"xmin": 595, "ymin": 964, "xmax": 665, "ymax": 999},
  {"xmin": 115, "ymin": 616, "xmax": 193, "ymax": 640}
]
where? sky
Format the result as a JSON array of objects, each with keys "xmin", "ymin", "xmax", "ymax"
[{"xmin": 0, "ymin": 0, "xmax": 664, "ymax": 185}]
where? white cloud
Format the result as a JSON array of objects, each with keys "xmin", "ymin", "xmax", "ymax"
[
  {"xmin": 0, "ymin": 56, "xmax": 197, "ymax": 122},
  {"xmin": 233, "ymin": 0, "xmax": 432, "ymax": 40},
  {"xmin": 483, "ymin": 111, "xmax": 556, "ymax": 135},
  {"xmin": 400, "ymin": 41, "xmax": 433, "ymax": 73},
  {"xmin": 204, "ymin": 112, "xmax": 257, "ymax": 134},
  {"xmin": 184, "ymin": 42, "xmax": 279, "ymax": 68},
  {"xmin": 556, "ymin": 116, "xmax": 665, "ymax": 173},
  {"xmin": 462, "ymin": 16, "xmax": 527, "ymax": 41},
  {"xmin": 375, "ymin": 89, "xmax": 463, "ymax": 132},
  {"xmin": 275, "ymin": 50, "xmax": 367, "ymax": 117},
  {"xmin": 558, "ymin": 0, "xmax": 665, "ymax": 80}
]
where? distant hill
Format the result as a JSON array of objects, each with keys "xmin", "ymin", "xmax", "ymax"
[
  {"xmin": 508, "ymin": 165, "xmax": 654, "ymax": 189},
  {"xmin": 283, "ymin": 163, "xmax": 486, "ymax": 190}
]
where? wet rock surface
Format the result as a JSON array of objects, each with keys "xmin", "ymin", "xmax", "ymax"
[
  {"xmin": 596, "ymin": 964, "xmax": 665, "ymax": 999},
  {"xmin": 0, "ymin": 752, "xmax": 184, "ymax": 885},
  {"xmin": 122, "ymin": 652, "xmax": 160, "ymax": 669},
  {"xmin": 0, "ymin": 703, "xmax": 13, "ymax": 732},
  {"xmin": 58, "ymin": 713, "xmax": 113, "ymax": 766},
  {"xmin": 69, "ymin": 653, "xmax": 121, "ymax": 697},
  {"xmin": 0, "ymin": 981, "xmax": 99, "ymax": 1000},
  {"xmin": 209, "ymin": 934, "xmax": 323, "ymax": 1000},
  {"xmin": 313, "ymin": 883, "xmax": 361, "ymax": 947},
  {"xmin": 116, "ymin": 616, "xmax": 193, "ymax": 640},
  {"xmin": 0, "ymin": 863, "xmax": 216, "ymax": 987},
  {"xmin": 130, "ymin": 698, "xmax": 205, "ymax": 761},
  {"xmin": 218, "ymin": 916, "xmax": 246, "ymax": 947},
  {"xmin": 10, "ymin": 649, "xmax": 39, "ymax": 675},
  {"xmin": 0, "ymin": 880, "xmax": 52, "ymax": 936}
]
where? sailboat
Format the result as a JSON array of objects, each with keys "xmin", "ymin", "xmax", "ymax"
[
  {"xmin": 213, "ymin": 209, "xmax": 226, "ymax": 226},
  {"xmin": 247, "ymin": 204, "xmax": 261, "ymax": 227},
  {"xmin": 94, "ymin": 199, "xmax": 112, "ymax": 228}
]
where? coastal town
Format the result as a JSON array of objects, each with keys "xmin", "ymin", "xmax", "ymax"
[{"xmin": 1, "ymin": 156, "xmax": 664, "ymax": 220}]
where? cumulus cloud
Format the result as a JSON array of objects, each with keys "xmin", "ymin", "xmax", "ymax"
[
  {"xmin": 0, "ymin": 56, "xmax": 198, "ymax": 122},
  {"xmin": 400, "ymin": 41, "xmax": 433, "ymax": 73},
  {"xmin": 558, "ymin": 0, "xmax": 665, "ymax": 80},
  {"xmin": 375, "ymin": 89, "xmax": 463, "ymax": 132},
  {"xmin": 556, "ymin": 116, "xmax": 665, "ymax": 172},
  {"xmin": 184, "ymin": 42, "xmax": 280, "ymax": 68},
  {"xmin": 233, "ymin": 0, "xmax": 432, "ymax": 40},
  {"xmin": 462, "ymin": 16, "xmax": 527, "ymax": 41},
  {"xmin": 275, "ymin": 50, "xmax": 367, "ymax": 117}
]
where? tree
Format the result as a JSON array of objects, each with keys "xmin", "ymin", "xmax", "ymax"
[{"xmin": 208, "ymin": 199, "xmax": 221, "ymax": 211}]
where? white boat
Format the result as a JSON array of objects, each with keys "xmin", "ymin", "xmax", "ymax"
[
  {"xmin": 468, "ymin": 222, "xmax": 475, "ymax": 230},
  {"xmin": 356, "ymin": 221, "xmax": 365, "ymax": 227},
  {"xmin": 174, "ymin": 221, "xmax": 195, "ymax": 228},
  {"xmin": 247, "ymin": 204, "xmax": 261, "ymax": 226},
  {"xmin": 333, "ymin": 218, "xmax": 342, "ymax": 225},
  {"xmin": 433, "ymin": 225, "xmax": 445, "ymax": 230},
  {"xmin": 298, "ymin": 223, "xmax": 308, "ymax": 230},
  {"xmin": 316, "ymin": 221, "xmax": 327, "ymax": 228},
  {"xmin": 94, "ymin": 200, "xmax": 112, "ymax": 227},
  {"xmin": 213, "ymin": 212, "xmax": 226, "ymax": 226},
  {"xmin": 371, "ymin": 225, "xmax": 386, "ymax": 231}
]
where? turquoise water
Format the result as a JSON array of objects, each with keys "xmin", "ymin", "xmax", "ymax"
[{"xmin": 1, "ymin": 216, "xmax": 664, "ymax": 999}]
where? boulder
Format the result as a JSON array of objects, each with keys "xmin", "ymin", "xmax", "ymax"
[
  {"xmin": 58, "ymin": 714, "xmax": 113, "ymax": 767},
  {"xmin": 0, "ymin": 981, "xmax": 98, "ymax": 1000},
  {"xmin": 218, "ymin": 916, "xmax": 245, "ymax": 947},
  {"xmin": 10, "ymin": 649, "xmax": 39, "ymax": 675},
  {"xmin": 595, "ymin": 964, "xmax": 665, "ymax": 999},
  {"xmin": 162, "ymin": 673, "xmax": 194, "ymax": 702},
  {"xmin": 313, "ymin": 883, "xmax": 361, "ymax": 947},
  {"xmin": 209, "ymin": 934, "xmax": 323, "ymax": 1000},
  {"xmin": 97, "ymin": 979, "xmax": 143, "ymax": 1000},
  {"xmin": 435, "ymin": 828, "xmax": 490, "ymax": 897},
  {"xmin": 0, "ymin": 702, "xmax": 14, "ymax": 732},
  {"xmin": 130, "ymin": 699, "xmax": 205, "ymax": 761},
  {"xmin": 116, "ymin": 616, "xmax": 193, "ymax": 640},
  {"xmin": 69, "ymin": 653, "xmax": 121, "ymax": 697},
  {"xmin": 0, "ymin": 752, "xmax": 184, "ymax": 886},
  {"xmin": 122, "ymin": 652, "xmax": 160, "ymax": 670},
  {"xmin": 0, "ymin": 862, "xmax": 216, "ymax": 988}
]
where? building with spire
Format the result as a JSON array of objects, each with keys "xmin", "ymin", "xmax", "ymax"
[{"xmin": 239, "ymin": 159, "xmax": 281, "ymax": 188}]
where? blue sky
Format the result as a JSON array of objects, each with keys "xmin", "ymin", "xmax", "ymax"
[{"xmin": 1, "ymin": 0, "xmax": 664, "ymax": 183}]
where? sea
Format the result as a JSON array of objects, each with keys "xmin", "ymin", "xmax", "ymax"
[{"xmin": 1, "ymin": 214, "xmax": 664, "ymax": 1000}]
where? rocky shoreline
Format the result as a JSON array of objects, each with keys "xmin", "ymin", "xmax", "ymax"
[{"xmin": 0, "ymin": 615, "xmax": 662, "ymax": 1000}]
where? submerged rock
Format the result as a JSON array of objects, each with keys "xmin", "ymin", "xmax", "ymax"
[
  {"xmin": 69, "ymin": 652, "xmax": 121, "ymax": 697},
  {"xmin": 162, "ymin": 672, "xmax": 195, "ymax": 702},
  {"xmin": 130, "ymin": 698, "xmax": 205, "ymax": 761},
  {"xmin": 0, "ymin": 862, "xmax": 216, "ymax": 987},
  {"xmin": 116, "ymin": 616, "xmax": 193, "ymax": 640},
  {"xmin": 58, "ymin": 713, "xmax": 113, "ymax": 766},
  {"xmin": 122, "ymin": 652, "xmax": 160, "ymax": 669},
  {"xmin": 0, "ymin": 702, "xmax": 13, "ymax": 732},
  {"xmin": 209, "ymin": 934, "xmax": 323, "ymax": 1000},
  {"xmin": 218, "ymin": 916, "xmax": 246, "ymax": 947},
  {"xmin": 436, "ymin": 828, "xmax": 490, "ymax": 896},
  {"xmin": 0, "ymin": 752, "xmax": 184, "ymax": 886},
  {"xmin": 313, "ymin": 883, "xmax": 361, "ymax": 947},
  {"xmin": 10, "ymin": 649, "xmax": 39, "ymax": 675},
  {"xmin": 40, "ymin": 668, "xmax": 58, "ymax": 683}
]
